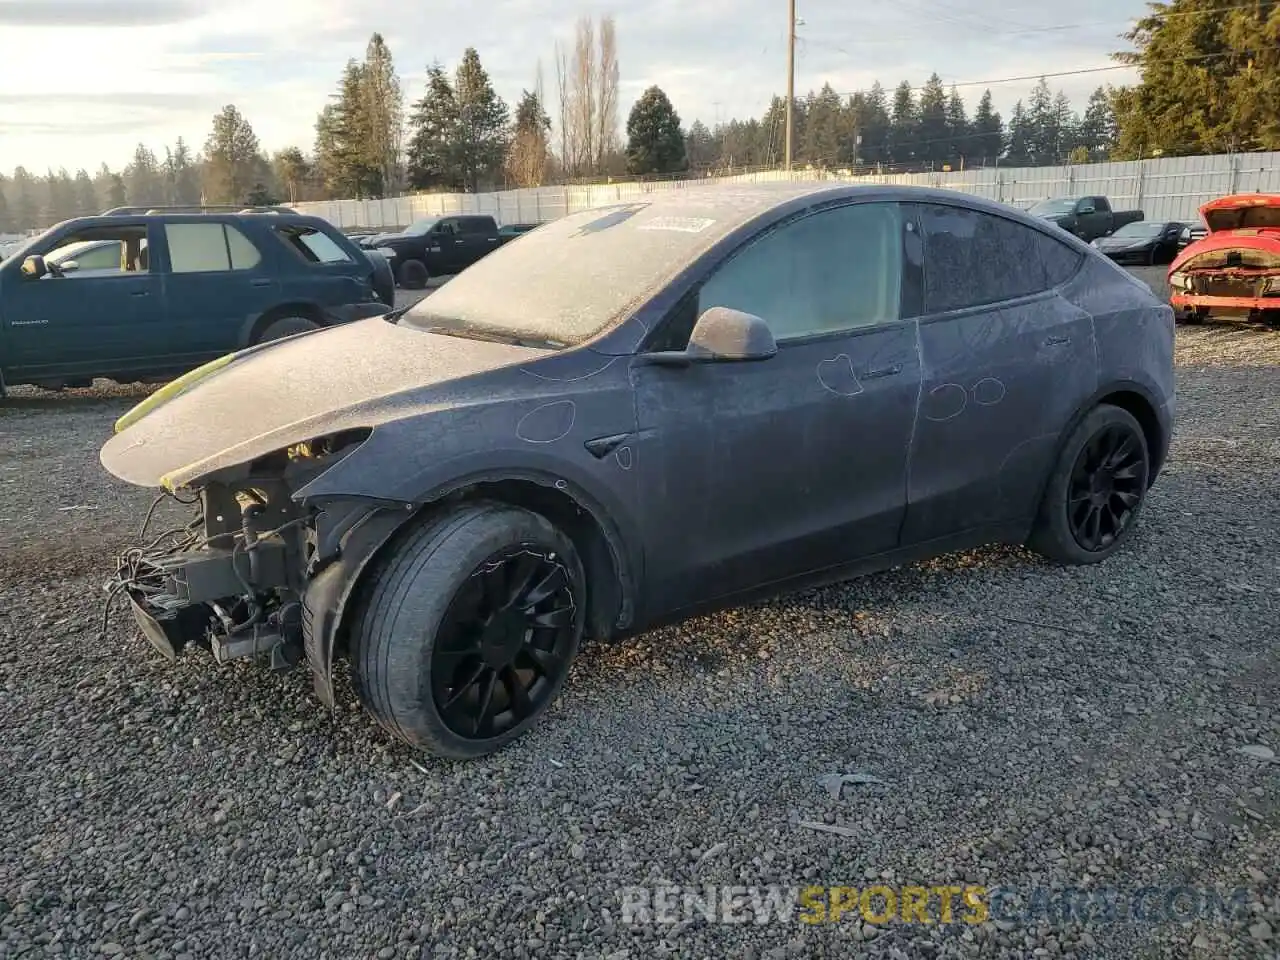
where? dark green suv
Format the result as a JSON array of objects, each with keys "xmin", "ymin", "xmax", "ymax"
[{"xmin": 0, "ymin": 206, "xmax": 395, "ymax": 394}]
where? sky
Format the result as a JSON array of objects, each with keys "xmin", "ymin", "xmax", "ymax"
[{"xmin": 0, "ymin": 0, "xmax": 1150, "ymax": 175}]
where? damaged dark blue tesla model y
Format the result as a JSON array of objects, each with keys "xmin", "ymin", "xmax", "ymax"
[{"xmin": 101, "ymin": 183, "xmax": 1175, "ymax": 758}]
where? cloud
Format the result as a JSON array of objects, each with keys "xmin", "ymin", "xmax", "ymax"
[
  {"xmin": 0, "ymin": 0, "xmax": 1152, "ymax": 173},
  {"xmin": 0, "ymin": 0, "xmax": 204, "ymax": 27}
]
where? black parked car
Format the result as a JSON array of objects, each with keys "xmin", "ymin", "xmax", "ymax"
[
  {"xmin": 101, "ymin": 183, "xmax": 1175, "ymax": 759},
  {"xmin": 0, "ymin": 206, "xmax": 394, "ymax": 395},
  {"xmin": 1091, "ymin": 220, "xmax": 1188, "ymax": 265},
  {"xmin": 367, "ymin": 215, "xmax": 504, "ymax": 289}
]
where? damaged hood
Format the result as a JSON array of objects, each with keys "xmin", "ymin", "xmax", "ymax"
[
  {"xmin": 1200, "ymin": 193, "xmax": 1280, "ymax": 233},
  {"xmin": 1169, "ymin": 230, "xmax": 1280, "ymax": 273},
  {"xmin": 100, "ymin": 317, "xmax": 549, "ymax": 490}
]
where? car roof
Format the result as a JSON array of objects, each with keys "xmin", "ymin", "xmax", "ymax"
[{"xmin": 568, "ymin": 180, "xmax": 1062, "ymax": 239}]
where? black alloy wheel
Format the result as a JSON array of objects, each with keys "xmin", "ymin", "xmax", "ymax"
[
  {"xmin": 431, "ymin": 547, "xmax": 577, "ymax": 740},
  {"xmin": 1066, "ymin": 422, "xmax": 1147, "ymax": 553}
]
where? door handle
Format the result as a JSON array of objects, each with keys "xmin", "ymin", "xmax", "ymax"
[
  {"xmin": 129, "ymin": 290, "xmax": 149, "ymax": 297},
  {"xmin": 250, "ymin": 279, "xmax": 273, "ymax": 287},
  {"xmin": 863, "ymin": 364, "xmax": 903, "ymax": 379},
  {"xmin": 455, "ymin": 240, "xmax": 466, "ymax": 245},
  {"xmin": 1044, "ymin": 335, "xmax": 1071, "ymax": 346}
]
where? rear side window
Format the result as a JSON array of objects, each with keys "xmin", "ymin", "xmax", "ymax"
[
  {"xmin": 275, "ymin": 225, "xmax": 355, "ymax": 264},
  {"xmin": 166, "ymin": 223, "xmax": 262, "ymax": 273},
  {"xmin": 916, "ymin": 204, "xmax": 1082, "ymax": 313},
  {"xmin": 460, "ymin": 217, "xmax": 494, "ymax": 234}
]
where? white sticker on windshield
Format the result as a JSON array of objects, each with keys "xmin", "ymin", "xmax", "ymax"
[{"xmin": 638, "ymin": 217, "xmax": 716, "ymax": 234}]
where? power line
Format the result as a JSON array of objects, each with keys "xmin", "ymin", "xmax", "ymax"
[{"xmin": 826, "ymin": 50, "xmax": 1260, "ymax": 99}]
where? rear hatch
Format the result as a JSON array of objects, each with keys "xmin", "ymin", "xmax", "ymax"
[{"xmin": 1170, "ymin": 195, "xmax": 1280, "ymax": 299}]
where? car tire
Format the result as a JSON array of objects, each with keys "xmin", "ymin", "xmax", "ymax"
[
  {"xmin": 1028, "ymin": 403, "xmax": 1151, "ymax": 566},
  {"xmin": 398, "ymin": 259, "xmax": 429, "ymax": 290},
  {"xmin": 1176, "ymin": 308, "xmax": 1206, "ymax": 325},
  {"xmin": 349, "ymin": 502, "xmax": 586, "ymax": 759},
  {"xmin": 256, "ymin": 316, "xmax": 320, "ymax": 343}
]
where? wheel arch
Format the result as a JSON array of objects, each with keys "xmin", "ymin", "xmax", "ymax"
[
  {"xmin": 244, "ymin": 302, "xmax": 326, "ymax": 346},
  {"xmin": 1041, "ymin": 380, "xmax": 1170, "ymax": 504},
  {"xmin": 302, "ymin": 468, "xmax": 638, "ymax": 709}
]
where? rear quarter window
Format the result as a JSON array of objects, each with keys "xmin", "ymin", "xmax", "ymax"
[
  {"xmin": 275, "ymin": 224, "xmax": 356, "ymax": 264},
  {"xmin": 916, "ymin": 203, "xmax": 1082, "ymax": 313}
]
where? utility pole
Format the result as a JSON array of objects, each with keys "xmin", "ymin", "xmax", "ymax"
[{"xmin": 785, "ymin": 0, "xmax": 796, "ymax": 170}]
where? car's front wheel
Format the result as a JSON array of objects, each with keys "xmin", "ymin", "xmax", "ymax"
[
  {"xmin": 398, "ymin": 258, "xmax": 429, "ymax": 290},
  {"xmin": 349, "ymin": 502, "xmax": 585, "ymax": 758},
  {"xmin": 1028, "ymin": 403, "xmax": 1151, "ymax": 565}
]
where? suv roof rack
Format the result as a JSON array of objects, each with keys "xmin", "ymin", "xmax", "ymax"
[{"xmin": 100, "ymin": 204, "xmax": 299, "ymax": 216}]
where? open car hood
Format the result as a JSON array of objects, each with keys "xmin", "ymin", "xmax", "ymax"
[
  {"xmin": 1199, "ymin": 194, "xmax": 1280, "ymax": 233},
  {"xmin": 1169, "ymin": 230, "xmax": 1280, "ymax": 273},
  {"xmin": 100, "ymin": 318, "xmax": 548, "ymax": 491}
]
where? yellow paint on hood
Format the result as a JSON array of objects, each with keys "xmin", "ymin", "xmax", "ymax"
[{"xmin": 113, "ymin": 353, "xmax": 237, "ymax": 435}]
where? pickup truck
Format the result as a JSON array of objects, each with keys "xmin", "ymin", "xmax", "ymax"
[
  {"xmin": 1027, "ymin": 196, "xmax": 1145, "ymax": 242},
  {"xmin": 0, "ymin": 207, "xmax": 394, "ymax": 395},
  {"xmin": 366, "ymin": 214, "xmax": 507, "ymax": 289}
]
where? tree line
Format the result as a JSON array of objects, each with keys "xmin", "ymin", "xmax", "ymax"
[{"xmin": 0, "ymin": 1, "xmax": 1275, "ymax": 234}]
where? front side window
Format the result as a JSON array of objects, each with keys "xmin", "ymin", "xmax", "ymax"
[
  {"xmin": 697, "ymin": 202, "xmax": 903, "ymax": 341},
  {"xmin": 41, "ymin": 227, "xmax": 149, "ymax": 277},
  {"xmin": 917, "ymin": 204, "xmax": 1082, "ymax": 313},
  {"xmin": 166, "ymin": 223, "xmax": 262, "ymax": 274}
]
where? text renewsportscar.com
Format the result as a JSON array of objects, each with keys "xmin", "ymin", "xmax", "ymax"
[{"xmin": 618, "ymin": 884, "xmax": 1253, "ymax": 927}]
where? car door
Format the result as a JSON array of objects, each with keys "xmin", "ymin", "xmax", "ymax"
[
  {"xmin": 433, "ymin": 219, "xmax": 465, "ymax": 273},
  {"xmin": 271, "ymin": 221, "xmax": 371, "ymax": 310},
  {"xmin": 160, "ymin": 219, "xmax": 279, "ymax": 360},
  {"xmin": 899, "ymin": 202, "xmax": 1097, "ymax": 544},
  {"xmin": 632, "ymin": 200, "xmax": 923, "ymax": 616},
  {"xmin": 0, "ymin": 221, "xmax": 166, "ymax": 378},
  {"xmin": 460, "ymin": 217, "xmax": 501, "ymax": 268}
]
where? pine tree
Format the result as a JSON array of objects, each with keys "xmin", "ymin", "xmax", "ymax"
[
  {"xmin": 801, "ymin": 83, "xmax": 846, "ymax": 167},
  {"xmin": 685, "ymin": 119, "xmax": 716, "ymax": 169},
  {"xmin": 916, "ymin": 74, "xmax": 948, "ymax": 166},
  {"xmin": 45, "ymin": 168, "xmax": 76, "ymax": 224},
  {"xmin": 1051, "ymin": 91, "xmax": 1078, "ymax": 162},
  {"xmin": 859, "ymin": 83, "xmax": 892, "ymax": 167},
  {"xmin": 11, "ymin": 167, "xmax": 37, "ymax": 231},
  {"xmin": 166, "ymin": 138, "xmax": 201, "ymax": 205},
  {"xmin": 203, "ymin": 105, "xmax": 263, "ymax": 203},
  {"xmin": 0, "ymin": 175, "xmax": 10, "ymax": 234},
  {"xmin": 889, "ymin": 81, "xmax": 918, "ymax": 165},
  {"xmin": 107, "ymin": 174, "xmax": 127, "ymax": 208},
  {"xmin": 454, "ymin": 48, "xmax": 510, "ymax": 191},
  {"xmin": 273, "ymin": 147, "xmax": 310, "ymax": 203},
  {"xmin": 1006, "ymin": 102, "xmax": 1033, "ymax": 166},
  {"xmin": 1026, "ymin": 78, "xmax": 1056, "ymax": 164},
  {"xmin": 945, "ymin": 86, "xmax": 969, "ymax": 166},
  {"xmin": 73, "ymin": 169, "xmax": 97, "ymax": 216},
  {"xmin": 124, "ymin": 144, "xmax": 162, "ymax": 206},
  {"xmin": 971, "ymin": 90, "xmax": 1004, "ymax": 166},
  {"xmin": 405, "ymin": 63, "xmax": 462, "ymax": 190},
  {"xmin": 625, "ymin": 86, "xmax": 687, "ymax": 175},
  {"xmin": 1077, "ymin": 86, "xmax": 1119, "ymax": 160}
]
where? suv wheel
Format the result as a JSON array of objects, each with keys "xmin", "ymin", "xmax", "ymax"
[
  {"xmin": 399, "ymin": 259, "xmax": 429, "ymax": 290},
  {"xmin": 350, "ymin": 502, "xmax": 586, "ymax": 759},
  {"xmin": 257, "ymin": 316, "xmax": 320, "ymax": 343}
]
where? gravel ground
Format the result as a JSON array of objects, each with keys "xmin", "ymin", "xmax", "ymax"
[{"xmin": 2, "ymin": 267, "xmax": 1279, "ymax": 959}]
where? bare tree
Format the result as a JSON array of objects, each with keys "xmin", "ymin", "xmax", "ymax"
[
  {"xmin": 594, "ymin": 16, "xmax": 620, "ymax": 170},
  {"xmin": 553, "ymin": 14, "xmax": 620, "ymax": 178},
  {"xmin": 555, "ymin": 42, "xmax": 571, "ymax": 176},
  {"xmin": 572, "ymin": 16, "xmax": 597, "ymax": 175}
]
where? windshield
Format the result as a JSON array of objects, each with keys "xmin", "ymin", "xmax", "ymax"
[
  {"xmin": 406, "ymin": 218, "xmax": 441, "ymax": 235},
  {"xmin": 1029, "ymin": 199, "xmax": 1077, "ymax": 216},
  {"xmin": 403, "ymin": 201, "xmax": 748, "ymax": 346},
  {"xmin": 1112, "ymin": 222, "xmax": 1164, "ymax": 239}
]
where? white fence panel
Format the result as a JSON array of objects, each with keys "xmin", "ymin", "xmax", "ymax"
[{"xmin": 292, "ymin": 150, "xmax": 1280, "ymax": 231}]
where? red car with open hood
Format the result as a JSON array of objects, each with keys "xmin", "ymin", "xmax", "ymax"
[{"xmin": 1169, "ymin": 193, "xmax": 1280, "ymax": 325}]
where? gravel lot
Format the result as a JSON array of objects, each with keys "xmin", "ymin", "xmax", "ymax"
[{"xmin": 2, "ymin": 267, "xmax": 1279, "ymax": 959}]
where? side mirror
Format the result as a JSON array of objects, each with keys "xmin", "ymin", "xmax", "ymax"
[
  {"xmin": 21, "ymin": 255, "xmax": 48, "ymax": 279},
  {"xmin": 642, "ymin": 307, "xmax": 778, "ymax": 367}
]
